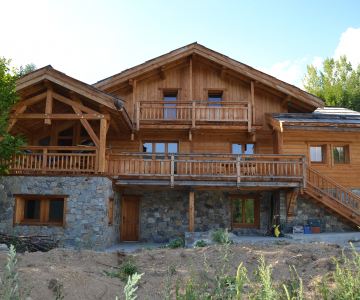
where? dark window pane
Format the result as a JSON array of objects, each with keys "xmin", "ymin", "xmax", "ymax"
[
  {"xmin": 48, "ymin": 200, "xmax": 64, "ymax": 220},
  {"xmin": 163, "ymin": 92, "xmax": 177, "ymax": 101},
  {"xmin": 232, "ymin": 198, "xmax": 243, "ymax": 223},
  {"xmin": 80, "ymin": 126, "xmax": 88, "ymax": 136},
  {"xmin": 24, "ymin": 200, "xmax": 40, "ymax": 219},
  {"xmin": 245, "ymin": 199, "xmax": 255, "ymax": 223},
  {"xmin": 59, "ymin": 127, "xmax": 73, "ymax": 137},
  {"xmin": 209, "ymin": 93, "xmax": 222, "ymax": 108},
  {"xmin": 39, "ymin": 136, "xmax": 50, "ymax": 147},
  {"xmin": 58, "ymin": 139, "xmax": 73, "ymax": 146},
  {"xmin": 333, "ymin": 147, "xmax": 345, "ymax": 162}
]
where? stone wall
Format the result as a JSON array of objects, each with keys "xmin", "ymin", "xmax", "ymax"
[
  {"xmin": 0, "ymin": 176, "xmax": 120, "ymax": 251},
  {"xmin": 125, "ymin": 190, "xmax": 272, "ymax": 242},
  {"xmin": 281, "ymin": 193, "xmax": 355, "ymax": 233}
]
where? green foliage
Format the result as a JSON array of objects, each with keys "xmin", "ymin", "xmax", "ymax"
[
  {"xmin": 302, "ymin": 55, "xmax": 360, "ymax": 111},
  {"xmin": 160, "ymin": 238, "xmax": 184, "ymax": 249},
  {"xmin": 0, "ymin": 245, "xmax": 19, "ymax": 300},
  {"xmin": 0, "ymin": 57, "xmax": 27, "ymax": 176},
  {"xmin": 194, "ymin": 240, "xmax": 209, "ymax": 248},
  {"xmin": 122, "ymin": 272, "xmax": 144, "ymax": 300},
  {"xmin": 17, "ymin": 63, "xmax": 37, "ymax": 77},
  {"xmin": 211, "ymin": 228, "xmax": 234, "ymax": 244},
  {"xmin": 103, "ymin": 257, "xmax": 138, "ymax": 283}
]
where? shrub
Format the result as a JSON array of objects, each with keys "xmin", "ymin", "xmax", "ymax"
[
  {"xmin": 211, "ymin": 228, "xmax": 234, "ymax": 244},
  {"xmin": 194, "ymin": 240, "xmax": 209, "ymax": 248},
  {"xmin": 160, "ymin": 238, "xmax": 184, "ymax": 249}
]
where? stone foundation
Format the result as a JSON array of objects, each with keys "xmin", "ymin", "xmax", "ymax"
[{"xmin": 0, "ymin": 176, "xmax": 120, "ymax": 251}]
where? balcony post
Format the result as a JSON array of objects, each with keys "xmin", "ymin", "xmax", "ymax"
[
  {"xmin": 136, "ymin": 101, "xmax": 140, "ymax": 131},
  {"xmin": 170, "ymin": 154, "xmax": 174, "ymax": 188},
  {"xmin": 236, "ymin": 155, "xmax": 241, "ymax": 189},
  {"xmin": 192, "ymin": 101, "xmax": 196, "ymax": 129},
  {"xmin": 189, "ymin": 189, "xmax": 194, "ymax": 232},
  {"xmin": 42, "ymin": 148, "xmax": 47, "ymax": 174},
  {"xmin": 302, "ymin": 156, "xmax": 306, "ymax": 191}
]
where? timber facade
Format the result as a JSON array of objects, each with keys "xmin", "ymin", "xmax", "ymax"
[{"xmin": 1, "ymin": 43, "xmax": 360, "ymax": 250}]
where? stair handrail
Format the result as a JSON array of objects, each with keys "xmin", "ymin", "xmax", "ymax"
[{"xmin": 306, "ymin": 164, "xmax": 360, "ymax": 214}]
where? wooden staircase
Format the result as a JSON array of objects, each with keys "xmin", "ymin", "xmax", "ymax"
[{"xmin": 303, "ymin": 165, "xmax": 360, "ymax": 230}]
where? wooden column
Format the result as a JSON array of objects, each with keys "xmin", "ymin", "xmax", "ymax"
[
  {"xmin": 273, "ymin": 130, "xmax": 283, "ymax": 154},
  {"xmin": 98, "ymin": 118, "xmax": 107, "ymax": 173},
  {"xmin": 44, "ymin": 80, "xmax": 53, "ymax": 125},
  {"xmin": 189, "ymin": 56, "xmax": 193, "ymax": 100},
  {"xmin": 251, "ymin": 81, "xmax": 255, "ymax": 124},
  {"xmin": 189, "ymin": 190, "xmax": 194, "ymax": 232}
]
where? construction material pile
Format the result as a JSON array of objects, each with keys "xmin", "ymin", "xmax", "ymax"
[{"xmin": 0, "ymin": 233, "xmax": 57, "ymax": 253}]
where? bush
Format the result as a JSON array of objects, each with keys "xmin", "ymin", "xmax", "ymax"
[
  {"xmin": 160, "ymin": 238, "xmax": 184, "ymax": 249},
  {"xmin": 211, "ymin": 228, "xmax": 234, "ymax": 244},
  {"xmin": 194, "ymin": 240, "xmax": 209, "ymax": 248}
]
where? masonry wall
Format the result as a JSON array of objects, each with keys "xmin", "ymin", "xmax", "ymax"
[{"xmin": 0, "ymin": 176, "xmax": 120, "ymax": 251}]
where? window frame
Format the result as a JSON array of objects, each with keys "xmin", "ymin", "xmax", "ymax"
[
  {"xmin": 108, "ymin": 197, "xmax": 114, "ymax": 226},
  {"xmin": 308, "ymin": 144, "xmax": 328, "ymax": 165},
  {"xmin": 231, "ymin": 195, "xmax": 260, "ymax": 229},
  {"xmin": 332, "ymin": 144, "xmax": 350, "ymax": 164},
  {"xmin": 231, "ymin": 143, "xmax": 256, "ymax": 155},
  {"xmin": 307, "ymin": 142, "xmax": 351, "ymax": 166},
  {"xmin": 13, "ymin": 194, "xmax": 68, "ymax": 228},
  {"xmin": 141, "ymin": 141, "xmax": 179, "ymax": 154}
]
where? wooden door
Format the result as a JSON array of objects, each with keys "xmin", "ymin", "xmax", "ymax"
[{"xmin": 121, "ymin": 195, "xmax": 141, "ymax": 241}]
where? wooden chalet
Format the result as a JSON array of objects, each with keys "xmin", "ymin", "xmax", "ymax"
[{"xmin": 1, "ymin": 43, "xmax": 360, "ymax": 248}]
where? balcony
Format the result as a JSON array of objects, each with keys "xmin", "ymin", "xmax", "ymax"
[
  {"xmin": 106, "ymin": 153, "xmax": 306, "ymax": 190},
  {"xmin": 136, "ymin": 100, "xmax": 254, "ymax": 131}
]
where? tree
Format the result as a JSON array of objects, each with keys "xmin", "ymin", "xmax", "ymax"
[
  {"xmin": 302, "ymin": 55, "xmax": 360, "ymax": 112},
  {"xmin": 17, "ymin": 63, "xmax": 37, "ymax": 77},
  {"xmin": 0, "ymin": 57, "xmax": 27, "ymax": 175}
]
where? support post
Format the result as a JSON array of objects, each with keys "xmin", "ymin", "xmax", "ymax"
[
  {"xmin": 189, "ymin": 190, "xmax": 194, "ymax": 232},
  {"xmin": 251, "ymin": 81, "xmax": 255, "ymax": 124},
  {"xmin": 42, "ymin": 148, "xmax": 48, "ymax": 174},
  {"xmin": 236, "ymin": 155, "xmax": 241, "ymax": 189},
  {"xmin": 302, "ymin": 156, "xmax": 306, "ymax": 191},
  {"xmin": 98, "ymin": 118, "xmax": 107, "ymax": 173},
  {"xmin": 273, "ymin": 130, "xmax": 283, "ymax": 154},
  {"xmin": 136, "ymin": 101, "xmax": 140, "ymax": 131},
  {"xmin": 44, "ymin": 80, "xmax": 53, "ymax": 125},
  {"xmin": 192, "ymin": 101, "xmax": 196, "ymax": 129},
  {"xmin": 170, "ymin": 154, "xmax": 175, "ymax": 188},
  {"xmin": 286, "ymin": 187, "xmax": 300, "ymax": 222}
]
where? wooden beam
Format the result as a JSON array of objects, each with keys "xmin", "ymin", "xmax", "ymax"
[
  {"xmin": 160, "ymin": 66, "xmax": 166, "ymax": 80},
  {"xmin": 189, "ymin": 56, "xmax": 193, "ymax": 100},
  {"xmin": 286, "ymin": 188, "xmax": 299, "ymax": 222},
  {"xmin": 220, "ymin": 66, "xmax": 227, "ymax": 81},
  {"xmin": 251, "ymin": 81, "xmax": 256, "ymax": 123},
  {"xmin": 189, "ymin": 190, "xmax": 194, "ymax": 232},
  {"xmin": 132, "ymin": 79, "xmax": 137, "ymax": 124},
  {"xmin": 273, "ymin": 130, "xmax": 283, "ymax": 154},
  {"xmin": 98, "ymin": 118, "xmax": 107, "ymax": 173},
  {"xmin": 265, "ymin": 114, "xmax": 283, "ymax": 132},
  {"xmin": 69, "ymin": 92, "xmax": 100, "ymax": 148},
  {"xmin": 44, "ymin": 80, "xmax": 53, "ymax": 125},
  {"xmin": 13, "ymin": 123, "xmax": 32, "ymax": 135},
  {"xmin": 0, "ymin": 106, "xmax": 27, "ymax": 142},
  {"xmin": 129, "ymin": 79, "xmax": 134, "ymax": 93},
  {"xmin": 8, "ymin": 114, "xmax": 110, "ymax": 120},
  {"xmin": 53, "ymin": 92, "xmax": 101, "ymax": 115},
  {"xmin": 110, "ymin": 119, "xmax": 123, "ymax": 138},
  {"xmin": 11, "ymin": 92, "xmax": 47, "ymax": 112},
  {"xmin": 281, "ymin": 95, "xmax": 292, "ymax": 108}
]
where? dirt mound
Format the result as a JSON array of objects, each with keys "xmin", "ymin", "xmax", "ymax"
[{"xmin": 0, "ymin": 242, "xmax": 355, "ymax": 299}]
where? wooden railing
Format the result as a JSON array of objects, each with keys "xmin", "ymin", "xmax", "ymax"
[
  {"xmin": 106, "ymin": 153, "xmax": 306, "ymax": 188},
  {"xmin": 4, "ymin": 146, "xmax": 98, "ymax": 174},
  {"xmin": 306, "ymin": 165, "xmax": 360, "ymax": 214},
  {"xmin": 137, "ymin": 100, "xmax": 251, "ymax": 131}
]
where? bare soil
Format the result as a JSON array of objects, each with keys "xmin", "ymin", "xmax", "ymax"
[{"xmin": 0, "ymin": 242, "xmax": 355, "ymax": 299}]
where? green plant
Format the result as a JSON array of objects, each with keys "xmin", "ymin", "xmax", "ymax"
[
  {"xmin": 211, "ymin": 228, "xmax": 234, "ymax": 244},
  {"xmin": 122, "ymin": 261, "xmax": 138, "ymax": 276},
  {"xmin": 146, "ymin": 246, "xmax": 154, "ymax": 250},
  {"xmin": 194, "ymin": 240, "xmax": 209, "ymax": 248},
  {"xmin": 122, "ymin": 272, "xmax": 144, "ymax": 300},
  {"xmin": 0, "ymin": 244, "xmax": 19, "ymax": 300},
  {"xmin": 281, "ymin": 266, "xmax": 303, "ymax": 300},
  {"xmin": 164, "ymin": 266, "xmax": 173, "ymax": 300},
  {"xmin": 54, "ymin": 280, "xmax": 64, "ymax": 300},
  {"xmin": 161, "ymin": 238, "xmax": 184, "ymax": 249}
]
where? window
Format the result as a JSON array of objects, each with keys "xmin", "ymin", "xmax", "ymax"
[
  {"xmin": 310, "ymin": 146, "xmax": 323, "ymax": 162},
  {"xmin": 13, "ymin": 195, "xmax": 67, "ymax": 227},
  {"xmin": 333, "ymin": 145, "xmax": 350, "ymax": 163},
  {"xmin": 164, "ymin": 91, "xmax": 177, "ymax": 119},
  {"xmin": 142, "ymin": 142, "xmax": 178, "ymax": 154},
  {"xmin": 232, "ymin": 144, "xmax": 255, "ymax": 154},
  {"xmin": 208, "ymin": 92, "xmax": 222, "ymax": 107},
  {"xmin": 108, "ymin": 198, "xmax": 114, "ymax": 226},
  {"xmin": 231, "ymin": 195, "xmax": 260, "ymax": 228}
]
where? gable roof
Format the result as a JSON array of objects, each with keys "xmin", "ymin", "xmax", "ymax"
[{"xmin": 93, "ymin": 42, "xmax": 325, "ymax": 110}]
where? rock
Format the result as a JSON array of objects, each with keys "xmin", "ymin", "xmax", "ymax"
[{"xmin": 0, "ymin": 244, "xmax": 9, "ymax": 252}]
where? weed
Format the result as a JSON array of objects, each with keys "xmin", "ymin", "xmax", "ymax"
[
  {"xmin": 54, "ymin": 280, "xmax": 64, "ymax": 300},
  {"xmin": 164, "ymin": 266, "xmax": 173, "ymax": 300},
  {"xmin": 146, "ymin": 246, "xmax": 154, "ymax": 250},
  {"xmin": 211, "ymin": 228, "xmax": 234, "ymax": 244},
  {"xmin": 0, "ymin": 244, "xmax": 20, "ymax": 300},
  {"xmin": 103, "ymin": 257, "xmax": 138, "ymax": 283},
  {"xmin": 122, "ymin": 272, "xmax": 144, "ymax": 300},
  {"xmin": 160, "ymin": 238, "xmax": 184, "ymax": 249},
  {"xmin": 194, "ymin": 240, "xmax": 209, "ymax": 248}
]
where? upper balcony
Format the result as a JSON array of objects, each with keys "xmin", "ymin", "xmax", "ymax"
[{"xmin": 136, "ymin": 100, "xmax": 258, "ymax": 132}]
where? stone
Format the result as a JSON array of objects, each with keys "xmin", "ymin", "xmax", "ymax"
[{"xmin": 0, "ymin": 244, "xmax": 9, "ymax": 252}]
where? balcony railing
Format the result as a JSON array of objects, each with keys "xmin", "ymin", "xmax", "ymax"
[
  {"xmin": 106, "ymin": 153, "xmax": 306, "ymax": 189},
  {"xmin": 4, "ymin": 146, "xmax": 98, "ymax": 174},
  {"xmin": 136, "ymin": 100, "xmax": 251, "ymax": 131}
]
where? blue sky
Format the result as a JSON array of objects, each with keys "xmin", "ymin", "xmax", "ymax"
[{"xmin": 1, "ymin": 0, "xmax": 360, "ymax": 89}]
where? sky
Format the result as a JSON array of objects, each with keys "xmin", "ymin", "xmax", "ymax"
[{"xmin": 1, "ymin": 0, "xmax": 360, "ymax": 90}]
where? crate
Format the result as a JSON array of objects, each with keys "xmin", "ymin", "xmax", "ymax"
[
  {"xmin": 311, "ymin": 226, "xmax": 321, "ymax": 234},
  {"xmin": 303, "ymin": 224, "xmax": 311, "ymax": 234},
  {"xmin": 293, "ymin": 226, "xmax": 304, "ymax": 234},
  {"xmin": 308, "ymin": 219, "xmax": 321, "ymax": 226}
]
